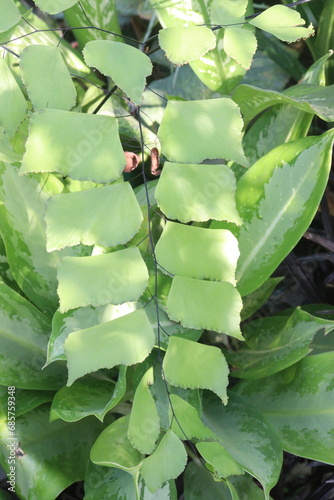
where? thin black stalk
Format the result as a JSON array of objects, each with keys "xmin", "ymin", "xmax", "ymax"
[{"xmin": 92, "ymin": 85, "xmax": 118, "ymax": 114}]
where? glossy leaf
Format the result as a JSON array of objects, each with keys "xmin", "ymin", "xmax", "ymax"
[
  {"xmin": 235, "ymin": 353, "xmax": 334, "ymax": 464},
  {"xmin": 128, "ymin": 367, "xmax": 160, "ymax": 455},
  {"xmin": 249, "ymin": 5, "xmax": 314, "ymax": 43},
  {"xmin": 85, "ymin": 462, "xmax": 177, "ymax": 500},
  {"xmin": 0, "ymin": 281, "xmax": 66, "ymax": 390},
  {"xmin": 156, "ymin": 222, "xmax": 239, "ymax": 284},
  {"xmin": 196, "ymin": 441, "xmax": 244, "ymax": 478},
  {"xmin": 140, "ymin": 430, "xmax": 187, "ymax": 492},
  {"xmin": 45, "ymin": 183, "xmax": 143, "ymax": 251},
  {"xmin": 233, "ymin": 52, "xmax": 332, "ymax": 176},
  {"xmin": 241, "ymin": 278, "xmax": 282, "ymax": 321},
  {"xmin": 236, "ymin": 131, "xmax": 334, "ymax": 296},
  {"xmin": 0, "ymin": 0, "xmax": 21, "ymax": 32},
  {"xmin": 224, "ymin": 27, "xmax": 257, "ymax": 70},
  {"xmin": 83, "ymin": 40, "xmax": 152, "ymax": 105},
  {"xmin": 167, "ymin": 276, "xmax": 243, "ymax": 339},
  {"xmin": 20, "ymin": 45, "xmax": 76, "ymax": 111},
  {"xmin": 20, "ymin": 109, "xmax": 125, "ymax": 183},
  {"xmin": 50, "ymin": 367, "xmax": 127, "ymax": 423},
  {"xmin": 228, "ymin": 308, "xmax": 334, "ymax": 379},
  {"xmin": 159, "ymin": 26, "xmax": 216, "ymax": 65},
  {"xmin": 184, "ymin": 462, "xmax": 233, "ymax": 500},
  {"xmin": 64, "ymin": 309, "xmax": 155, "ymax": 385},
  {"xmin": 91, "ymin": 416, "xmax": 143, "ymax": 471},
  {"xmin": 156, "ymin": 163, "xmax": 241, "ymax": 224},
  {"xmin": 0, "ymin": 386, "xmax": 54, "ymax": 420},
  {"xmin": 163, "ymin": 336, "xmax": 229, "ymax": 403},
  {"xmin": 233, "ymin": 83, "xmax": 334, "ymax": 125},
  {"xmin": 158, "ymin": 99, "xmax": 248, "ymax": 166},
  {"xmin": 202, "ymin": 392, "xmax": 282, "ymax": 499},
  {"xmin": 33, "ymin": 0, "xmax": 78, "ymax": 14},
  {"xmin": 0, "ymin": 404, "xmax": 104, "ymax": 500},
  {"xmin": 64, "ymin": 0, "xmax": 121, "ymax": 48},
  {"xmin": 0, "ymin": 59, "xmax": 27, "ymax": 139},
  {"xmin": 169, "ymin": 394, "xmax": 216, "ymax": 441},
  {"xmin": 57, "ymin": 248, "xmax": 148, "ymax": 312},
  {"xmin": 47, "ymin": 302, "xmax": 138, "ymax": 364}
]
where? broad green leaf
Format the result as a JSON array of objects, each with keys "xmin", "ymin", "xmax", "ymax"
[
  {"xmin": 235, "ymin": 353, "xmax": 334, "ymax": 464},
  {"xmin": 241, "ymin": 277, "xmax": 282, "ymax": 321},
  {"xmin": 47, "ymin": 302, "xmax": 138, "ymax": 364},
  {"xmin": 64, "ymin": 309, "xmax": 155, "ymax": 385},
  {"xmin": 20, "ymin": 109, "xmax": 125, "ymax": 183},
  {"xmin": 202, "ymin": 392, "xmax": 282, "ymax": 499},
  {"xmin": 57, "ymin": 248, "xmax": 148, "ymax": 312},
  {"xmin": 0, "ymin": 404, "xmax": 104, "ymax": 500},
  {"xmin": 128, "ymin": 368, "xmax": 160, "ymax": 455},
  {"xmin": 228, "ymin": 475, "xmax": 271, "ymax": 500},
  {"xmin": 211, "ymin": 0, "xmax": 248, "ymax": 25},
  {"xmin": 33, "ymin": 0, "xmax": 78, "ymax": 14},
  {"xmin": 169, "ymin": 394, "xmax": 216, "ymax": 441},
  {"xmin": 196, "ymin": 441, "xmax": 244, "ymax": 478},
  {"xmin": 158, "ymin": 99, "xmax": 248, "ymax": 166},
  {"xmin": 156, "ymin": 163, "xmax": 241, "ymax": 224},
  {"xmin": 236, "ymin": 131, "xmax": 334, "ymax": 296},
  {"xmin": 227, "ymin": 308, "xmax": 334, "ymax": 379},
  {"xmin": 140, "ymin": 430, "xmax": 187, "ymax": 492},
  {"xmin": 224, "ymin": 27, "xmax": 257, "ymax": 70},
  {"xmin": 0, "ymin": 0, "xmax": 21, "ymax": 32},
  {"xmin": 156, "ymin": 222, "xmax": 239, "ymax": 284},
  {"xmin": 0, "ymin": 281, "xmax": 66, "ymax": 390},
  {"xmin": 50, "ymin": 367, "xmax": 127, "ymax": 422},
  {"xmin": 64, "ymin": 0, "xmax": 121, "ymax": 48},
  {"xmin": 249, "ymin": 5, "xmax": 314, "ymax": 43},
  {"xmin": 20, "ymin": 45, "xmax": 76, "ymax": 111},
  {"xmin": 83, "ymin": 40, "xmax": 152, "ymax": 105},
  {"xmin": 159, "ymin": 26, "xmax": 216, "ymax": 65},
  {"xmin": 184, "ymin": 462, "xmax": 233, "ymax": 500},
  {"xmin": 91, "ymin": 416, "xmax": 143, "ymax": 471},
  {"xmin": 45, "ymin": 183, "xmax": 143, "ymax": 251},
  {"xmin": 167, "ymin": 276, "xmax": 243, "ymax": 339},
  {"xmin": 85, "ymin": 462, "xmax": 177, "ymax": 500},
  {"xmin": 233, "ymin": 83, "xmax": 334, "ymax": 125},
  {"xmin": 232, "ymin": 52, "xmax": 332, "ymax": 177},
  {"xmin": 0, "ymin": 386, "xmax": 54, "ymax": 420},
  {"xmin": 0, "ymin": 163, "xmax": 88, "ymax": 316},
  {"xmin": 0, "ymin": 59, "xmax": 27, "ymax": 139},
  {"xmin": 163, "ymin": 336, "xmax": 229, "ymax": 403}
]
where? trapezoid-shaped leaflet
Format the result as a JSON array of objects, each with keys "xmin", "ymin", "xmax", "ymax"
[
  {"xmin": 155, "ymin": 221, "xmax": 239, "ymax": 284},
  {"xmin": 155, "ymin": 162, "xmax": 241, "ymax": 224},
  {"xmin": 83, "ymin": 40, "xmax": 152, "ymax": 105},
  {"xmin": 64, "ymin": 309, "xmax": 155, "ymax": 385},
  {"xmin": 45, "ymin": 183, "xmax": 143, "ymax": 251},
  {"xmin": 20, "ymin": 45, "xmax": 77, "ymax": 111},
  {"xmin": 20, "ymin": 109, "xmax": 125, "ymax": 183},
  {"xmin": 57, "ymin": 248, "xmax": 148, "ymax": 312},
  {"xmin": 158, "ymin": 98, "xmax": 248, "ymax": 165}
]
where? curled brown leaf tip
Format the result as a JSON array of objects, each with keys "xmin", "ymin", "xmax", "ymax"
[
  {"xmin": 150, "ymin": 147, "xmax": 161, "ymax": 176},
  {"xmin": 124, "ymin": 152, "xmax": 141, "ymax": 173}
]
